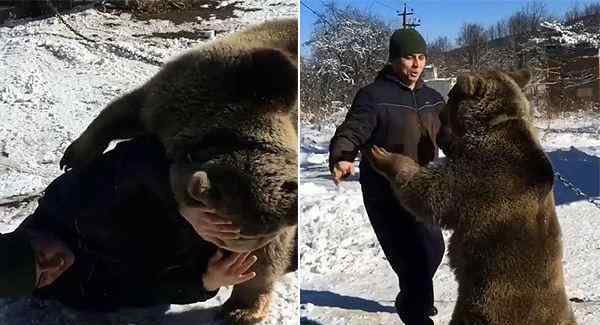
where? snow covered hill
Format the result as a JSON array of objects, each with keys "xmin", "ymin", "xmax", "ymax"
[
  {"xmin": 300, "ymin": 114, "xmax": 600, "ymax": 325},
  {"xmin": 0, "ymin": 2, "xmax": 298, "ymax": 324}
]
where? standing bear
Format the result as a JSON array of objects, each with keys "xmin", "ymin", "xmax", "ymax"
[
  {"xmin": 369, "ymin": 70, "xmax": 577, "ymax": 325},
  {"xmin": 59, "ymin": 18, "xmax": 298, "ymax": 324}
]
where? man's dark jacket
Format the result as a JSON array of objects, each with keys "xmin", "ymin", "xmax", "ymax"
[
  {"xmin": 17, "ymin": 136, "xmax": 218, "ymax": 311},
  {"xmin": 329, "ymin": 65, "xmax": 444, "ymax": 196}
]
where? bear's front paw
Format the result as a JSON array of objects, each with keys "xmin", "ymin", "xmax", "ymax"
[
  {"xmin": 221, "ymin": 293, "xmax": 271, "ymax": 325},
  {"xmin": 59, "ymin": 136, "xmax": 106, "ymax": 171},
  {"xmin": 368, "ymin": 145, "xmax": 420, "ymax": 182}
]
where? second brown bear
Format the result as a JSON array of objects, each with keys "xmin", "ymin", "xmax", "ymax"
[{"xmin": 369, "ymin": 70, "xmax": 577, "ymax": 325}]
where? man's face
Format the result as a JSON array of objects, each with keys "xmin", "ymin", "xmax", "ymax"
[
  {"xmin": 29, "ymin": 231, "xmax": 75, "ymax": 288},
  {"xmin": 393, "ymin": 53, "xmax": 426, "ymax": 86}
]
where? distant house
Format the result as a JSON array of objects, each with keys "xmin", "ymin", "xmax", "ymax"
[
  {"xmin": 536, "ymin": 14, "xmax": 600, "ymax": 107},
  {"xmin": 422, "ymin": 64, "xmax": 438, "ymax": 80},
  {"xmin": 423, "ymin": 64, "xmax": 456, "ymax": 100},
  {"xmin": 433, "ymin": 15, "xmax": 600, "ymax": 110},
  {"xmin": 544, "ymin": 46, "xmax": 600, "ymax": 107}
]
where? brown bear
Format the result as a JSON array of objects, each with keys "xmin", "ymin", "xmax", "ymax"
[
  {"xmin": 369, "ymin": 70, "xmax": 577, "ymax": 325},
  {"xmin": 59, "ymin": 18, "xmax": 298, "ymax": 325}
]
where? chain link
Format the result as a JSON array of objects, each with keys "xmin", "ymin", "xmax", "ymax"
[
  {"xmin": 554, "ymin": 171, "xmax": 600, "ymax": 210},
  {"xmin": 46, "ymin": 0, "xmax": 164, "ymax": 67}
]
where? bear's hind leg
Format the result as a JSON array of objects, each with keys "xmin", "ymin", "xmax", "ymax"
[
  {"xmin": 221, "ymin": 252, "xmax": 277, "ymax": 325},
  {"xmin": 221, "ymin": 231, "xmax": 294, "ymax": 325},
  {"xmin": 222, "ymin": 284, "xmax": 273, "ymax": 325}
]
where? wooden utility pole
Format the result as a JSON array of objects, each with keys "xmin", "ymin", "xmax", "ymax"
[{"xmin": 397, "ymin": 3, "xmax": 420, "ymax": 29}]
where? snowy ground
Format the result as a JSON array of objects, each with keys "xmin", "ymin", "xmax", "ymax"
[
  {"xmin": 0, "ymin": 2, "xmax": 298, "ymax": 324},
  {"xmin": 300, "ymin": 112, "xmax": 600, "ymax": 325}
]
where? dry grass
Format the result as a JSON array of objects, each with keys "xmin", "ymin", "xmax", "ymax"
[{"xmin": 126, "ymin": 0, "xmax": 196, "ymax": 14}]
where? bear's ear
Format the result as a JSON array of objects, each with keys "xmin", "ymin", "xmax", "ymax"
[
  {"xmin": 187, "ymin": 171, "xmax": 211, "ymax": 202},
  {"xmin": 455, "ymin": 73, "xmax": 485, "ymax": 97},
  {"xmin": 235, "ymin": 48, "xmax": 297, "ymax": 111},
  {"xmin": 505, "ymin": 69, "xmax": 531, "ymax": 89}
]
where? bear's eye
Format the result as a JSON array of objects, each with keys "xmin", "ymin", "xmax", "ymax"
[
  {"xmin": 185, "ymin": 129, "xmax": 249, "ymax": 162},
  {"xmin": 200, "ymin": 129, "xmax": 243, "ymax": 147},
  {"xmin": 281, "ymin": 180, "xmax": 297, "ymax": 193}
]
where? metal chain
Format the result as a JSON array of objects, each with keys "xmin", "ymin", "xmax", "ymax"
[
  {"xmin": 45, "ymin": 0, "xmax": 164, "ymax": 67},
  {"xmin": 554, "ymin": 171, "xmax": 600, "ymax": 210}
]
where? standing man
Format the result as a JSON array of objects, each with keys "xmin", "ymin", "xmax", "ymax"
[{"xmin": 329, "ymin": 28, "xmax": 445, "ymax": 325}]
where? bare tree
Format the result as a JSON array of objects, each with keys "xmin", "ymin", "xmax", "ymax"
[
  {"xmin": 301, "ymin": 2, "xmax": 391, "ymax": 121},
  {"xmin": 426, "ymin": 36, "xmax": 452, "ymax": 76},
  {"xmin": 429, "ymin": 36, "xmax": 452, "ymax": 53},
  {"xmin": 508, "ymin": 1, "xmax": 547, "ymax": 36},
  {"xmin": 565, "ymin": 2, "xmax": 600, "ymax": 30},
  {"xmin": 582, "ymin": 2, "xmax": 600, "ymax": 16},
  {"xmin": 565, "ymin": 1, "xmax": 600, "ymax": 23},
  {"xmin": 486, "ymin": 25, "xmax": 497, "ymax": 41},
  {"xmin": 565, "ymin": 2, "xmax": 581, "ymax": 23},
  {"xmin": 494, "ymin": 19, "xmax": 510, "ymax": 39},
  {"xmin": 457, "ymin": 22, "xmax": 489, "ymax": 70}
]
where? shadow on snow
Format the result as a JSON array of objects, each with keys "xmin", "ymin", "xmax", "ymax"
[
  {"xmin": 547, "ymin": 147, "xmax": 599, "ymax": 206},
  {"xmin": 300, "ymin": 289, "xmax": 396, "ymax": 314},
  {"xmin": 0, "ymin": 297, "xmax": 225, "ymax": 325}
]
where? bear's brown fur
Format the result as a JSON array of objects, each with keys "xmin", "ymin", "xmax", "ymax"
[
  {"xmin": 369, "ymin": 70, "xmax": 577, "ymax": 325},
  {"xmin": 59, "ymin": 18, "xmax": 298, "ymax": 325}
]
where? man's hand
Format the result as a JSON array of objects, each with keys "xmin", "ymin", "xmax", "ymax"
[
  {"xmin": 179, "ymin": 206, "xmax": 240, "ymax": 248},
  {"xmin": 202, "ymin": 250, "xmax": 258, "ymax": 291},
  {"xmin": 332, "ymin": 161, "xmax": 355, "ymax": 185}
]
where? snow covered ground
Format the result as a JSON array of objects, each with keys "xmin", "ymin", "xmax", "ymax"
[
  {"xmin": 0, "ymin": 2, "xmax": 298, "ymax": 324},
  {"xmin": 300, "ymin": 112, "xmax": 600, "ymax": 324}
]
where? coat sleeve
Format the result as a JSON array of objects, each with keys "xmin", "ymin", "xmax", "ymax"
[
  {"xmin": 151, "ymin": 261, "xmax": 220, "ymax": 305},
  {"xmin": 23, "ymin": 137, "xmax": 171, "ymax": 234},
  {"xmin": 328, "ymin": 88, "xmax": 377, "ymax": 172},
  {"xmin": 431, "ymin": 92, "xmax": 445, "ymax": 160},
  {"xmin": 151, "ymin": 278, "xmax": 219, "ymax": 304}
]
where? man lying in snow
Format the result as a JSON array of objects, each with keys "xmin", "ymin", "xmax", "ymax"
[{"xmin": 0, "ymin": 136, "xmax": 256, "ymax": 311}]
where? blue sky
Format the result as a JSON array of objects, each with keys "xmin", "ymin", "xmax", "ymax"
[{"xmin": 300, "ymin": 0, "xmax": 598, "ymax": 55}]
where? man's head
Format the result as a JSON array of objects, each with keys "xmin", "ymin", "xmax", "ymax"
[
  {"xmin": 0, "ymin": 230, "xmax": 74, "ymax": 297},
  {"xmin": 28, "ymin": 230, "xmax": 75, "ymax": 289},
  {"xmin": 388, "ymin": 28, "xmax": 427, "ymax": 88}
]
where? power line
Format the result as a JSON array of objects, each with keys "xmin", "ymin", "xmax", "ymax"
[
  {"xmin": 374, "ymin": 0, "xmax": 396, "ymax": 11},
  {"xmin": 398, "ymin": 3, "xmax": 421, "ymax": 29},
  {"xmin": 367, "ymin": 0, "xmax": 376, "ymax": 13},
  {"xmin": 300, "ymin": 0, "xmax": 333, "ymax": 28}
]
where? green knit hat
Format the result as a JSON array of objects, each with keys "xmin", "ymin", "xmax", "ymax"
[
  {"xmin": 388, "ymin": 28, "xmax": 427, "ymax": 62},
  {"xmin": 0, "ymin": 231, "xmax": 36, "ymax": 297}
]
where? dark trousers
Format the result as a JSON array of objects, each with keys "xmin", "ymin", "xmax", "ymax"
[{"xmin": 361, "ymin": 184, "xmax": 445, "ymax": 325}]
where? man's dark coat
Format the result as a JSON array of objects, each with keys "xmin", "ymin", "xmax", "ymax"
[
  {"xmin": 18, "ymin": 136, "xmax": 218, "ymax": 311},
  {"xmin": 329, "ymin": 65, "xmax": 445, "ymax": 195}
]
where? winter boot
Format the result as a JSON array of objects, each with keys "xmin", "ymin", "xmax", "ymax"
[{"xmin": 395, "ymin": 293, "xmax": 435, "ymax": 325}]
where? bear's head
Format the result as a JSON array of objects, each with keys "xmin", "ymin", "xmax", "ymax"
[
  {"xmin": 169, "ymin": 143, "xmax": 297, "ymax": 252},
  {"xmin": 139, "ymin": 19, "xmax": 298, "ymax": 253},
  {"xmin": 437, "ymin": 70, "xmax": 531, "ymax": 156},
  {"xmin": 163, "ymin": 49, "xmax": 297, "ymax": 252}
]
